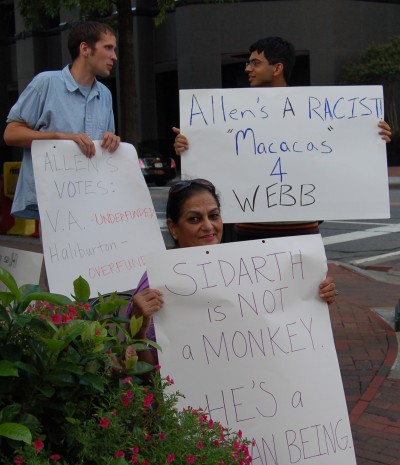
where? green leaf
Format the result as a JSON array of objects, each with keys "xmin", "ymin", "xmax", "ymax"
[
  {"xmin": 0, "ymin": 267, "xmax": 22, "ymax": 301},
  {"xmin": 19, "ymin": 413, "xmax": 41, "ymax": 432},
  {"xmin": 73, "ymin": 276, "xmax": 90, "ymax": 302},
  {"xmin": 55, "ymin": 361, "xmax": 83, "ymax": 375},
  {"xmin": 130, "ymin": 315, "xmax": 143, "ymax": 337},
  {"xmin": 146, "ymin": 340, "xmax": 162, "ymax": 351},
  {"xmin": 13, "ymin": 361, "xmax": 39, "ymax": 376},
  {"xmin": 96, "ymin": 300, "xmax": 122, "ymax": 316},
  {"xmin": 41, "ymin": 338, "xmax": 66, "ymax": 354},
  {"xmin": 125, "ymin": 355, "xmax": 138, "ymax": 369},
  {"xmin": 129, "ymin": 360, "xmax": 155, "ymax": 375},
  {"xmin": 92, "ymin": 343, "xmax": 105, "ymax": 353},
  {"xmin": 0, "ymin": 404, "xmax": 21, "ymax": 422},
  {"xmin": 79, "ymin": 372, "xmax": 104, "ymax": 392},
  {"xmin": 19, "ymin": 284, "xmax": 41, "ymax": 296},
  {"xmin": 0, "ymin": 304, "xmax": 10, "ymax": 322},
  {"xmin": 65, "ymin": 416, "xmax": 77, "ymax": 425},
  {"xmin": 0, "ymin": 292, "xmax": 14, "ymax": 310},
  {"xmin": 0, "ymin": 360, "xmax": 19, "ymax": 377},
  {"xmin": 36, "ymin": 384, "xmax": 55, "ymax": 398},
  {"xmin": 44, "ymin": 371, "xmax": 76, "ymax": 386},
  {"xmin": 0, "ymin": 422, "xmax": 32, "ymax": 443}
]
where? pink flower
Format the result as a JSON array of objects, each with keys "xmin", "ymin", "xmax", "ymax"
[
  {"xmin": 115, "ymin": 451, "xmax": 125, "ymax": 458},
  {"xmin": 154, "ymin": 364, "xmax": 161, "ymax": 371},
  {"xmin": 237, "ymin": 430, "xmax": 243, "ymax": 439},
  {"xmin": 121, "ymin": 396, "xmax": 130, "ymax": 407},
  {"xmin": 143, "ymin": 393, "xmax": 154, "ymax": 407},
  {"xmin": 51, "ymin": 314, "xmax": 62, "ymax": 325},
  {"xmin": 159, "ymin": 432, "xmax": 167, "ymax": 440},
  {"xmin": 33, "ymin": 439, "xmax": 44, "ymax": 451},
  {"xmin": 132, "ymin": 446, "xmax": 140, "ymax": 454},
  {"xmin": 131, "ymin": 457, "xmax": 139, "ymax": 463},
  {"xmin": 126, "ymin": 390, "xmax": 133, "ymax": 399},
  {"xmin": 50, "ymin": 455, "xmax": 62, "ymax": 461},
  {"xmin": 122, "ymin": 376, "xmax": 133, "ymax": 384},
  {"xmin": 112, "ymin": 409, "xmax": 117, "ymax": 416},
  {"xmin": 13, "ymin": 458, "xmax": 24, "ymax": 464},
  {"xmin": 145, "ymin": 434, "xmax": 152, "ymax": 441},
  {"xmin": 165, "ymin": 375, "xmax": 174, "ymax": 385},
  {"xmin": 99, "ymin": 417, "xmax": 110, "ymax": 428},
  {"xmin": 166, "ymin": 455, "xmax": 175, "ymax": 463},
  {"xmin": 186, "ymin": 456, "xmax": 195, "ymax": 463},
  {"xmin": 208, "ymin": 419, "xmax": 214, "ymax": 429},
  {"xmin": 197, "ymin": 441, "xmax": 203, "ymax": 449},
  {"xmin": 141, "ymin": 461, "xmax": 149, "ymax": 465}
]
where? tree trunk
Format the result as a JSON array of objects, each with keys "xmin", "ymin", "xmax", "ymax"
[{"xmin": 116, "ymin": 0, "xmax": 137, "ymax": 147}]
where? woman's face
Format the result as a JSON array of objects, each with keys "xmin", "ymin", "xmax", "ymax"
[{"xmin": 167, "ymin": 190, "xmax": 223, "ymax": 248}]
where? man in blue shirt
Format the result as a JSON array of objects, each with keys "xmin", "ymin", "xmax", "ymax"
[{"xmin": 4, "ymin": 21, "xmax": 121, "ymax": 219}]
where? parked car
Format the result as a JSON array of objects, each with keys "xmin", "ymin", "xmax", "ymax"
[{"xmin": 138, "ymin": 147, "xmax": 177, "ymax": 186}]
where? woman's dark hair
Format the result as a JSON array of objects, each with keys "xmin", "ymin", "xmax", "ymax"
[
  {"xmin": 68, "ymin": 21, "xmax": 116, "ymax": 62},
  {"xmin": 166, "ymin": 179, "xmax": 221, "ymax": 225}
]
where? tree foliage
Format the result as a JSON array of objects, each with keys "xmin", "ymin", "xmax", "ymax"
[
  {"xmin": 341, "ymin": 36, "xmax": 400, "ymax": 136},
  {"xmin": 19, "ymin": 0, "xmax": 113, "ymax": 26},
  {"xmin": 155, "ymin": 0, "xmax": 234, "ymax": 25}
]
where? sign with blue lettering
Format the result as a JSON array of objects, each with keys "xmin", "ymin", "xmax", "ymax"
[
  {"xmin": 32, "ymin": 141, "xmax": 165, "ymax": 297},
  {"xmin": 147, "ymin": 235, "xmax": 357, "ymax": 465},
  {"xmin": 180, "ymin": 86, "xmax": 389, "ymax": 222}
]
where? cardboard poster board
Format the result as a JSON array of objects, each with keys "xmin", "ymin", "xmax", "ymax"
[
  {"xmin": 146, "ymin": 235, "xmax": 357, "ymax": 465},
  {"xmin": 180, "ymin": 86, "xmax": 389, "ymax": 222},
  {"xmin": 32, "ymin": 140, "xmax": 165, "ymax": 297}
]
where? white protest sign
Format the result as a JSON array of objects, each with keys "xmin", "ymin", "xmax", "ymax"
[
  {"xmin": 146, "ymin": 235, "xmax": 356, "ymax": 465},
  {"xmin": 180, "ymin": 86, "xmax": 389, "ymax": 222},
  {"xmin": 32, "ymin": 140, "xmax": 165, "ymax": 297},
  {"xmin": 0, "ymin": 246, "xmax": 43, "ymax": 290}
]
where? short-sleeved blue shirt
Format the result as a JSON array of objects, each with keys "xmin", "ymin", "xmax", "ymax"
[{"xmin": 7, "ymin": 65, "xmax": 115, "ymax": 219}]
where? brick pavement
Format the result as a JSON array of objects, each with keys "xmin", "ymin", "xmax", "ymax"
[{"xmin": 328, "ymin": 262, "xmax": 400, "ymax": 465}]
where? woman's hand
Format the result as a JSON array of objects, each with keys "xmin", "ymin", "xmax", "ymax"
[
  {"xmin": 319, "ymin": 276, "xmax": 338, "ymax": 304},
  {"xmin": 132, "ymin": 288, "xmax": 163, "ymax": 338}
]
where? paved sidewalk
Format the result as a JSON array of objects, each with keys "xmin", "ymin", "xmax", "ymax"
[{"xmin": 328, "ymin": 262, "xmax": 400, "ymax": 465}]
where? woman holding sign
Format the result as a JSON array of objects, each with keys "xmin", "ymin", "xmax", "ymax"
[{"xmin": 128, "ymin": 178, "xmax": 337, "ymax": 364}]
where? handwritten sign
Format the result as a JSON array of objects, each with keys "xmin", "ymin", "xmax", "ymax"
[
  {"xmin": 180, "ymin": 86, "xmax": 389, "ymax": 222},
  {"xmin": 146, "ymin": 235, "xmax": 356, "ymax": 465},
  {"xmin": 32, "ymin": 140, "xmax": 165, "ymax": 297},
  {"xmin": 0, "ymin": 246, "xmax": 43, "ymax": 290}
]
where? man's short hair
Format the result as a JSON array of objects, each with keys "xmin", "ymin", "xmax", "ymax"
[
  {"xmin": 68, "ymin": 21, "xmax": 116, "ymax": 61},
  {"xmin": 249, "ymin": 37, "xmax": 296, "ymax": 84}
]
